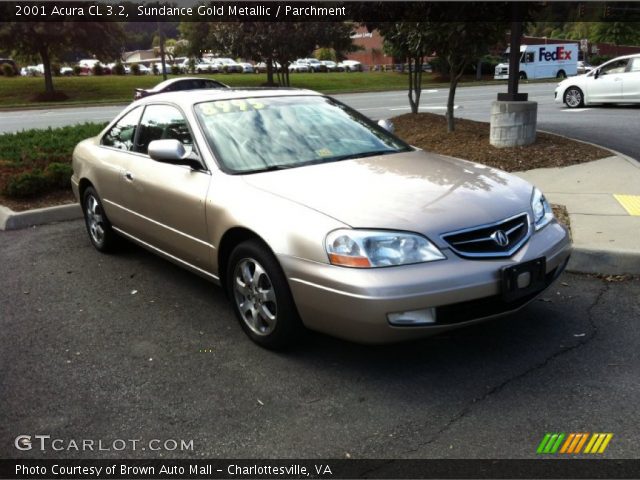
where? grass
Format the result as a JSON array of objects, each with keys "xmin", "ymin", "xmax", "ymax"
[{"xmin": 0, "ymin": 72, "xmax": 509, "ymax": 108}]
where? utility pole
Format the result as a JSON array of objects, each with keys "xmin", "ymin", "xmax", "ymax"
[{"xmin": 158, "ymin": 21, "xmax": 167, "ymax": 80}]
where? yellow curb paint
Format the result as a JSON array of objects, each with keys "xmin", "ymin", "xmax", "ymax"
[{"xmin": 614, "ymin": 194, "xmax": 640, "ymax": 216}]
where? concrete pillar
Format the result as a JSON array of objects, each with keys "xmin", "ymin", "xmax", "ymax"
[{"xmin": 490, "ymin": 101, "xmax": 537, "ymax": 148}]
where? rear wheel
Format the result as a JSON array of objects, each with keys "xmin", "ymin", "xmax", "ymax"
[
  {"xmin": 564, "ymin": 86, "xmax": 584, "ymax": 108},
  {"xmin": 227, "ymin": 240, "xmax": 304, "ymax": 349},
  {"xmin": 82, "ymin": 187, "xmax": 117, "ymax": 252},
  {"xmin": 519, "ymin": 71, "xmax": 527, "ymax": 80},
  {"xmin": 556, "ymin": 70, "xmax": 567, "ymax": 79}
]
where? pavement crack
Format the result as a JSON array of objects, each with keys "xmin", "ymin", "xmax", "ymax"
[{"xmin": 399, "ymin": 283, "xmax": 610, "ymax": 457}]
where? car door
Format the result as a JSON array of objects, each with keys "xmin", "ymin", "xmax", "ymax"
[
  {"xmin": 95, "ymin": 106, "xmax": 144, "ymax": 227},
  {"xmin": 622, "ymin": 57, "xmax": 640, "ymax": 102},
  {"xmin": 117, "ymin": 103, "xmax": 213, "ymax": 272},
  {"xmin": 587, "ymin": 59, "xmax": 627, "ymax": 103}
]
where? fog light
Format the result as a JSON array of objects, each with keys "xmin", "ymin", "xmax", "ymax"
[{"xmin": 388, "ymin": 308, "xmax": 436, "ymax": 326}]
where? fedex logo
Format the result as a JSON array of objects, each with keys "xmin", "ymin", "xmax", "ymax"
[{"xmin": 539, "ymin": 46, "xmax": 572, "ymax": 62}]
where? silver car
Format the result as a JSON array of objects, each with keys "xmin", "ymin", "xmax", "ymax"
[{"xmin": 72, "ymin": 89, "xmax": 571, "ymax": 348}]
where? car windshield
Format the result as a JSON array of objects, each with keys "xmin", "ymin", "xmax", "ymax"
[{"xmin": 194, "ymin": 95, "xmax": 411, "ymax": 173}]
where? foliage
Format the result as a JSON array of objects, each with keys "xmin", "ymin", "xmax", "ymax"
[
  {"xmin": 92, "ymin": 63, "xmax": 104, "ymax": 76},
  {"xmin": 180, "ymin": 22, "xmax": 358, "ymax": 86},
  {"xmin": 0, "ymin": 122, "xmax": 106, "ymax": 166},
  {"xmin": 113, "ymin": 62, "xmax": 126, "ymax": 75},
  {"xmin": 1, "ymin": 63, "xmax": 16, "ymax": 77},
  {"xmin": 0, "ymin": 122, "xmax": 106, "ymax": 197},
  {"xmin": 0, "ymin": 22, "xmax": 124, "ymax": 94},
  {"xmin": 130, "ymin": 63, "xmax": 141, "ymax": 75}
]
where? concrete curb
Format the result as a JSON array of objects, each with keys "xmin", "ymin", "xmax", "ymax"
[
  {"xmin": 568, "ymin": 247, "xmax": 640, "ymax": 276},
  {"xmin": 0, "ymin": 203, "xmax": 81, "ymax": 231}
]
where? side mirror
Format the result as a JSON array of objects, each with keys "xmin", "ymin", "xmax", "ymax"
[
  {"xmin": 377, "ymin": 119, "xmax": 395, "ymax": 133},
  {"xmin": 148, "ymin": 139, "xmax": 203, "ymax": 170}
]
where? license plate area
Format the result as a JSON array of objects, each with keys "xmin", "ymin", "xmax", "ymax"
[{"xmin": 501, "ymin": 257, "xmax": 546, "ymax": 302}]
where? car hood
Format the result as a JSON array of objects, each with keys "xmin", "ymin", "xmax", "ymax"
[{"xmin": 242, "ymin": 150, "xmax": 534, "ymax": 246}]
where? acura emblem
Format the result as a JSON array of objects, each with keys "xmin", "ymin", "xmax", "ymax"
[{"xmin": 491, "ymin": 230, "xmax": 509, "ymax": 247}]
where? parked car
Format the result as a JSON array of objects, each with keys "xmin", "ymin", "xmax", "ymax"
[
  {"xmin": 555, "ymin": 54, "xmax": 640, "ymax": 108},
  {"xmin": 338, "ymin": 60, "xmax": 363, "ymax": 72},
  {"xmin": 72, "ymin": 88, "xmax": 571, "ymax": 348},
  {"xmin": 21, "ymin": 65, "xmax": 41, "ymax": 76},
  {"xmin": 288, "ymin": 60, "xmax": 310, "ymax": 73},
  {"xmin": 133, "ymin": 77, "xmax": 228, "ymax": 100},
  {"xmin": 238, "ymin": 62, "xmax": 254, "ymax": 73},
  {"xmin": 60, "ymin": 66, "xmax": 74, "ymax": 76},
  {"xmin": 195, "ymin": 61, "xmax": 218, "ymax": 74},
  {"xmin": 137, "ymin": 64, "xmax": 152, "ymax": 75},
  {"xmin": 255, "ymin": 61, "xmax": 282, "ymax": 73},
  {"xmin": 320, "ymin": 60, "xmax": 339, "ymax": 72},
  {"xmin": 211, "ymin": 58, "xmax": 243, "ymax": 73},
  {"xmin": 298, "ymin": 58, "xmax": 327, "ymax": 72}
]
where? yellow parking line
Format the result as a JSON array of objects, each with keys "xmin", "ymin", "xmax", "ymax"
[{"xmin": 614, "ymin": 195, "xmax": 640, "ymax": 216}]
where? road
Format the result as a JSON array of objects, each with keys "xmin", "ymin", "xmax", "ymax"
[
  {"xmin": 1, "ymin": 82, "xmax": 638, "ymax": 160},
  {"xmin": 1, "ymin": 220, "xmax": 639, "ymax": 460}
]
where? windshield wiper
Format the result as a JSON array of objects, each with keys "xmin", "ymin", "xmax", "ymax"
[
  {"xmin": 327, "ymin": 150, "xmax": 397, "ymax": 162},
  {"xmin": 249, "ymin": 164, "xmax": 298, "ymax": 174}
]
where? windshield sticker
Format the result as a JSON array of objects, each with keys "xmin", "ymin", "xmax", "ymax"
[
  {"xmin": 315, "ymin": 148, "xmax": 333, "ymax": 157},
  {"xmin": 199, "ymin": 100, "xmax": 266, "ymax": 116}
]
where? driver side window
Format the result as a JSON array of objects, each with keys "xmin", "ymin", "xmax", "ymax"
[
  {"xmin": 133, "ymin": 104, "xmax": 193, "ymax": 155},
  {"xmin": 601, "ymin": 59, "xmax": 629, "ymax": 75},
  {"xmin": 102, "ymin": 107, "xmax": 142, "ymax": 151}
]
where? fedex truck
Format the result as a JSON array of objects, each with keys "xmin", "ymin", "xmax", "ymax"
[{"xmin": 494, "ymin": 44, "xmax": 579, "ymax": 80}]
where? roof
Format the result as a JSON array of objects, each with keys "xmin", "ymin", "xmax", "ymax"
[{"xmin": 134, "ymin": 88, "xmax": 321, "ymax": 107}]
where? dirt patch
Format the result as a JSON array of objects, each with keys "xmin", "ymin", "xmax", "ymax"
[
  {"xmin": 551, "ymin": 203, "xmax": 571, "ymax": 238},
  {"xmin": 0, "ymin": 190, "xmax": 76, "ymax": 212},
  {"xmin": 393, "ymin": 113, "xmax": 611, "ymax": 172}
]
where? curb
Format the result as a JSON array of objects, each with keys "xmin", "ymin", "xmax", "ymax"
[
  {"xmin": 568, "ymin": 247, "xmax": 640, "ymax": 276},
  {"xmin": 0, "ymin": 203, "xmax": 81, "ymax": 231}
]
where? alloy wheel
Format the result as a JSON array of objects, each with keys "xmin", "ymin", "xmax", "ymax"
[{"xmin": 233, "ymin": 258, "xmax": 278, "ymax": 336}]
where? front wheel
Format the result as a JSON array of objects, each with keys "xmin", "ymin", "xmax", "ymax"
[
  {"xmin": 82, "ymin": 187, "xmax": 118, "ymax": 252},
  {"xmin": 227, "ymin": 240, "xmax": 304, "ymax": 349},
  {"xmin": 564, "ymin": 86, "xmax": 584, "ymax": 108},
  {"xmin": 519, "ymin": 71, "xmax": 527, "ymax": 80}
]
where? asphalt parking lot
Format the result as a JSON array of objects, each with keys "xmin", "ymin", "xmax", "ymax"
[{"xmin": 1, "ymin": 220, "xmax": 639, "ymax": 459}]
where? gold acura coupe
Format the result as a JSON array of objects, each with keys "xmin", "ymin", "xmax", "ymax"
[{"xmin": 72, "ymin": 89, "xmax": 572, "ymax": 348}]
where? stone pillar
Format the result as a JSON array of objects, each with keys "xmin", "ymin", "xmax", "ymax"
[{"xmin": 490, "ymin": 101, "xmax": 537, "ymax": 148}]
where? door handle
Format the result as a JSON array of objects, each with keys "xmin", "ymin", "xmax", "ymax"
[{"xmin": 124, "ymin": 171, "xmax": 134, "ymax": 181}]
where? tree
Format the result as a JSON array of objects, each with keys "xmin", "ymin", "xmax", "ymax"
[
  {"xmin": 180, "ymin": 21, "xmax": 357, "ymax": 86},
  {"xmin": 0, "ymin": 22, "xmax": 123, "ymax": 98},
  {"xmin": 382, "ymin": 23, "xmax": 433, "ymax": 114},
  {"xmin": 593, "ymin": 22, "xmax": 640, "ymax": 55},
  {"xmin": 428, "ymin": 22, "xmax": 508, "ymax": 132}
]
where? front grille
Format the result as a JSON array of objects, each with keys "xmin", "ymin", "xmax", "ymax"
[{"xmin": 442, "ymin": 213, "xmax": 530, "ymax": 258}]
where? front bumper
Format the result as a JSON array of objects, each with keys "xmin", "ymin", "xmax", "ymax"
[{"xmin": 280, "ymin": 221, "xmax": 571, "ymax": 344}]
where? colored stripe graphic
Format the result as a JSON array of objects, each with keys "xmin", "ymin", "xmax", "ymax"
[
  {"xmin": 537, "ymin": 433, "xmax": 565, "ymax": 454},
  {"xmin": 585, "ymin": 433, "xmax": 614, "ymax": 454},
  {"xmin": 614, "ymin": 194, "xmax": 640, "ymax": 216},
  {"xmin": 538, "ymin": 433, "xmax": 613, "ymax": 454}
]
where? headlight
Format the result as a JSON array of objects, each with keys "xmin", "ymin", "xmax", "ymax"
[
  {"xmin": 325, "ymin": 229, "xmax": 445, "ymax": 268},
  {"xmin": 531, "ymin": 187, "xmax": 554, "ymax": 231}
]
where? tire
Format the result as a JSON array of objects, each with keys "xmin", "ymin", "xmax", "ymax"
[
  {"xmin": 556, "ymin": 70, "xmax": 567, "ymax": 79},
  {"xmin": 564, "ymin": 86, "xmax": 584, "ymax": 108},
  {"xmin": 227, "ymin": 240, "xmax": 304, "ymax": 349},
  {"xmin": 519, "ymin": 71, "xmax": 527, "ymax": 80},
  {"xmin": 82, "ymin": 186, "xmax": 118, "ymax": 252}
]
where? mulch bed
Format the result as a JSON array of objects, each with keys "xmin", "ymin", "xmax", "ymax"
[
  {"xmin": 393, "ymin": 113, "xmax": 611, "ymax": 172},
  {"xmin": 0, "ymin": 190, "xmax": 75, "ymax": 212}
]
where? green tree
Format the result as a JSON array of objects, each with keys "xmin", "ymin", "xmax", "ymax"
[
  {"xmin": 593, "ymin": 22, "xmax": 640, "ymax": 55},
  {"xmin": 0, "ymin": 22, "xmax": 123, "ymax": 97},
  {"xmin": 180, "ymin": 21, "xmax": 357, "ymax": 86}
]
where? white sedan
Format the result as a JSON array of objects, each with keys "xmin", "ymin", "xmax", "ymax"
[{"xmin": 555, "ymin": 54, "xmax": 640, "ymax": 108}]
